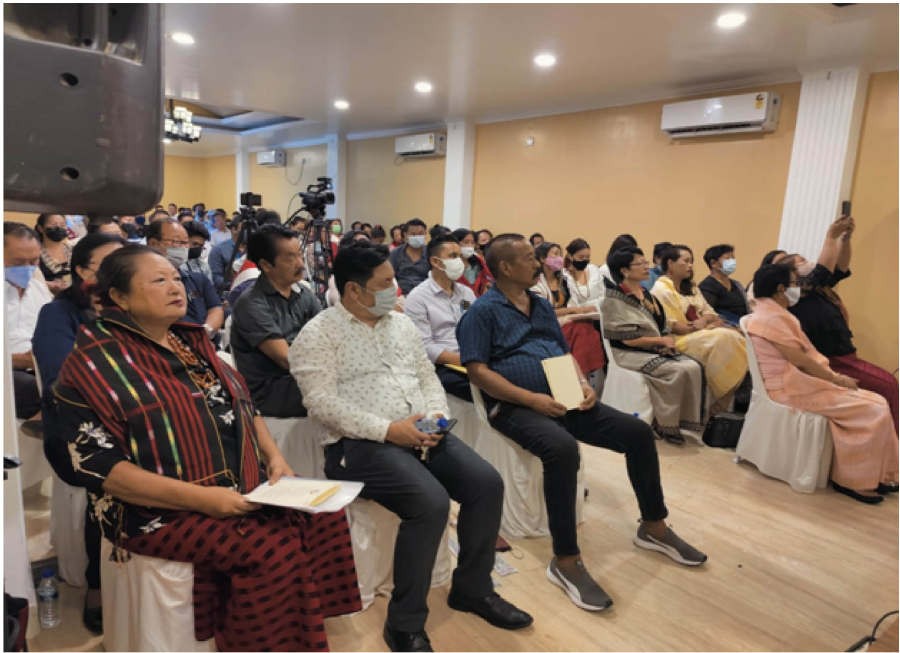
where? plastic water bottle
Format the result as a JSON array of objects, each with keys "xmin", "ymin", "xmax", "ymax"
[
  {"xmin": 415, "ymin": 417, "xmax": 448, "ymax": 461},
  {"xmin": 37, "ymin": 568, "xmax": 60, "ymax": 629},
  {"xmin": 415, "ymin": 417, "xmax": 449, "ymax": 434}
]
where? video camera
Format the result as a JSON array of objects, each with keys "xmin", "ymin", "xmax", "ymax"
[
  {"xmin": 236, "ymin": 191, "xmax": 263, "ymax": 225},
  {"xmin": 298, "ymin": 177, "xmax": 335, "ymax": 220}
]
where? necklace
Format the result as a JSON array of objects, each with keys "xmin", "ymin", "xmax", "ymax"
[{"xmin": 166, "ymin": 331, "xmax": 219, "ymax": 391}]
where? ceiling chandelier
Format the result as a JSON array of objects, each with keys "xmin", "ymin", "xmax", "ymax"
[{"xmin": 163, "ymin": 99, "xmax": 202, "ymax": 143}]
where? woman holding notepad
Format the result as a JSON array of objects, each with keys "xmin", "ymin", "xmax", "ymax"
[{"xmin": 48, "ymin": 246, "xmax": 361, "ymax": 651}]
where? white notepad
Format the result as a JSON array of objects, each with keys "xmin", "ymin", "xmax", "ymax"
[
  {"xmin": 541, "ymin": 353, "xmax": 584, "ymax": 410},
  {"xmin": 244, "ymin": 478, "xmax": 364, "ymax": 513}
]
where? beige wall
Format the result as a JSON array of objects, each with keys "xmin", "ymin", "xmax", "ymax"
[
  {"xmin": 201, "ymin": 155, "xmax": 237, "ymax": 213},
  {"xmin": 346, "ymin": 136, "xmax": 445, "ymax": 228},
  {"xmin": 471, "ymin": 77, "xmax": 898, "ymax": 367},
  {"xmin": 846, "ymin": 71, "xmax": 898, "ymax": 371},
  {"xmin": 248, "ymin": 145, "xmax": 328, "ymax": 220},
  {"xmin": 472, "ymin": 82, "xmax": 802, "ymax": 285},
  {"xmin": 162, "ymin": 154, "xmax": 236, "ymax": 213}
]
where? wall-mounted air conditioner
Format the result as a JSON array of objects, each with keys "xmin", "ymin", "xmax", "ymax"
[
  {"xmin": 395, "ymin": 132, "xmax": 447, "ymax": 157},
  {"xmin": 661, "ymin": 92, "xmax": 780, "ymax": 138},
  {"xmin": 256, "ymin": 149, "xmax": 286, "ymax": 166}
]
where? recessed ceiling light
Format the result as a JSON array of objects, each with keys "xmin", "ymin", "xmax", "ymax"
[
  {"xmin": 170, "ymin": 32, "xmax": 195, "ymax": 45},
  {"xmin": 716, "ymin": 12, "xmax": 746, "ymax": 29},
  {"xmin": 333, "ymin": 99, "xmax": 350, "ymax": 111},
  {"xmin": 414, "ymin": 81, "xmax": 433, "ymax": 94},
  {"xmin": 533, "ymin": 52, "xmax": 557, "ymax": 69}
]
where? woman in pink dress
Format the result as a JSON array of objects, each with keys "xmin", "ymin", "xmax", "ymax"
[{"xmin": 745, "ymin": 263, "xmax": 898, "ymax": 504}]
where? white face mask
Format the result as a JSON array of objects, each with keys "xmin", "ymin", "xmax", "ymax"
[
  {"xmin": 460, "ymin": 246, "xmax": 476, "ymax": 259},
  {"xmin": 407, "ymin": 235, "xmax": 426, "ymax": 249},
  {"xmin": 439, "ymin": 257, "xmax": 465, "ymax": 281},
  {"xmin": 359, "ymin": 283, "xmax": 397, "ymax": 317},
  {"xmin": 721, "ymin": 258, "xmax": 737, "ymax": 275},
  {"xmin": 784, "ymin": 286, "xmax": 801, "ymax": 306},
  {"xmin": 166, "ymin": 247, "xmax": 189, "ymax": 268}
]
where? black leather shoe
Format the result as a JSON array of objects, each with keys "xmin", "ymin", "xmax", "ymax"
[
  {"xmin": 82, "ymin": 604, "xmax": 103, "ymax": 635},
  {"xmin": 832, "ymin": 481, "xmax": 884, "ymax": 504},
  {"xmin": 383, "ymin": 624, "xmax": 433, "ymax": 652},
  {"xmin": 877, "ymin": 482, "xmax": 899, "ymax": 495},
  {"xmin": 447, "ymin": 590, "xmax": 533, "ymax": 630}
]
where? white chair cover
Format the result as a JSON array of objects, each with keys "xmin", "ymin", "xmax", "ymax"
[
  {"xmin": 735, "ymin": 317, "xmax": 833, "ymax": 493},
  {"xmin": 599, "ymin": 339, "xmax": 654, "ymax": 424},
  {"xmin": 49, "ymin": 473, "xmax": 89, "ymax": 588},
  {"xmin": 262, "ymin": 416, "xmax": 327, "ymax": 479},
  {"xmin": 346, "ymin": 498, "xmax": 452, "ymax": 610},
  {"xmin": 464, "ymin": 387, "xmax": 585, "ymax": 539},
  {"xmin": 100, "ymin": 538, "xmax": 216, "ymax": 652},
  {"xmin": 15, "ymin": 422, "xmax": 53, "ymax": 491}
]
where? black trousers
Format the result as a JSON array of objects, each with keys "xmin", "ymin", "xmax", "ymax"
[
  {"xmin": 325, "ymin": 433, "xmax": 502, "ymax": 632},
  {"xmin": 488, "ymin": 400, "xmax": 668, "ymax": 557},
  {"xmin": 253, "ymin": 374, "xmax": 307, "ymax": 418},
  {"xmin": 13, "ymin": 370, "xmax": 40, "ymax": 419},
  {"xmin": 435, "ymin": 365, "xmax": 473, "ymax": 402}
]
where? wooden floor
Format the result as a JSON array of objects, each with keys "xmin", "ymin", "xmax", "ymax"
[{"xmin": 27, "ymin": 440, "xmax": 898, "ymax": 652}]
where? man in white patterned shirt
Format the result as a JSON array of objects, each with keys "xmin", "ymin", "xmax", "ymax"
[{"xmin": 290, "ymin": 241, "xmax": 532, "ymax": 653}]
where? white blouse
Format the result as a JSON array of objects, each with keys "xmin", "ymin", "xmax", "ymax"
[{"xmin": 563, "ymin": 263, "xmax": 606, "ymax": 311}]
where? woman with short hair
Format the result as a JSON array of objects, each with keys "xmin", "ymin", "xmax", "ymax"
[
  {"xmin": 745, "ymin": 263, "xmax": 897, "ymax": 504},
  {"xmin": 602, "ymin": 247, "xmax": 706, "ymax": 444},
  {"xmin": 49, "ymin": 246, "xmax": 361, "ymax": 650}
]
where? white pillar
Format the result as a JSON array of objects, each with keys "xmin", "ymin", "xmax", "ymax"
[
  {"xmin": 235, "ymin": 145, "xmax": 250, "ymax": 207},
  {"xmin": 442, "ymin": 121, "xmax": 476, "ymax": 229},
  {"xmin": 327, "ymin": 134, "xmax": 347, "ymax": 220},
  {"xmin": 3, "ymin": 350, "xmax": 38, "ymax": 620},
  {"xmin": 778, "ymin": 67, "xmax": 869, "ymax": 256}
]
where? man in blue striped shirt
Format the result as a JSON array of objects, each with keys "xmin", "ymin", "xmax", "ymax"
[{"xmin": 458, "ymin": 234, "xmax": 707, "ymax": 613}]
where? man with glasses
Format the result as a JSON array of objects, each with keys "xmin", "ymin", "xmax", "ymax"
[{"xmin": 145, "ymin": 219, "xmax": 223, "ymax": 336}]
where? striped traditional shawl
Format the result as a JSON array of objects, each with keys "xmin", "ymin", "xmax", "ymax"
[{"xmin": 54, "ymin": 307, "xmax": 263, "ymax": 491}]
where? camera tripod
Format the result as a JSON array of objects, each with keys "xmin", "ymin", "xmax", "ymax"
[{"xmin": 291, "ymin": 208, "xmax": 334, "ymax": 308}]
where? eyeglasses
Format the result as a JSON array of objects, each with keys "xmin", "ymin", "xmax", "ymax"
[{"xmin": 160, "ymin": 238, "xmax": 190, "ymax": 247}]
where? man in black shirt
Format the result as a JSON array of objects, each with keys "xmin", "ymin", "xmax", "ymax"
[
  {"xmin": 389, "ymin": 218, "xmax": 430, "ymax": 295},
  {"xmin": 698, "ymin": 244, "xmax": 748, "ymax": 326},
  {"xmin": 231, "ymin": 225, "xmax": 320, "ymax": 417}
]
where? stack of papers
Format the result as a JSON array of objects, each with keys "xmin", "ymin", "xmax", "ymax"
[{"xmin": 244, "ymin": 477, "xmax": 364, "ymax": 513}]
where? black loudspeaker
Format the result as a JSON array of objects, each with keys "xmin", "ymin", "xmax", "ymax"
[{"xmin": 4, "ymin": 4, "xmax": 163, "ymax": 215}]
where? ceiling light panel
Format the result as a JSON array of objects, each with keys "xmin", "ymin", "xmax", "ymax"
[
  {"xmin": 533, "ymin": 52, "xmax": 557, "ymax": 68},
  {"xmin": 716, "ymin": 12, "xmax": 746, "ymax": 29},
  {"xmin": 170, "ymin": 32, "xmax": 195, "ymax": 45}
]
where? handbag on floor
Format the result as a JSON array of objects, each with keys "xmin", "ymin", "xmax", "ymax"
[{"xmin": 702, "ymin": 412, "xmax": 744, "ymax": 448}]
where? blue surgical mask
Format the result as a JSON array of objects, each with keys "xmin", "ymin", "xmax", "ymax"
[
  {"xmin": 5, "ymin": 265, "xmax": 36, "ymax": 289},
  {"xmin": 721, "ymin": 258, "xmax": 737, "ymax": 275},
  {"xmin": 360, "ymin": 284, "xmax": 397, "ymax": 317},
  {"xmin": 407, "ymin": 235, "xmax": 426, "ymax": 249}
]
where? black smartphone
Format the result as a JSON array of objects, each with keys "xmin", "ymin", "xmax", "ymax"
[
  {"xmin": 841, "ymin": 200, "xmax": 852, "ymax": 217},
  {"xmin": 438, "ymin": 418, "xmax": 458, "ymax": 434}
]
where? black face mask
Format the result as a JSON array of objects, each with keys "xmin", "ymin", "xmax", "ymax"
[
  {"xmin": 45, "ymin": 227, "xmax": 68, "ymax": 242},
  {"xmin": 188, "ymin": 246, "xmax": 203, "ymax": 260},
  {"xmin": 572, "ymin": 259, "xmax": 590, "ymax": 271}
]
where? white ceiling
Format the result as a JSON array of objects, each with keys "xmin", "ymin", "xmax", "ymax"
[{"xmin": 162, "ymin": 3, "xmax": 899, "ymax": 157}]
